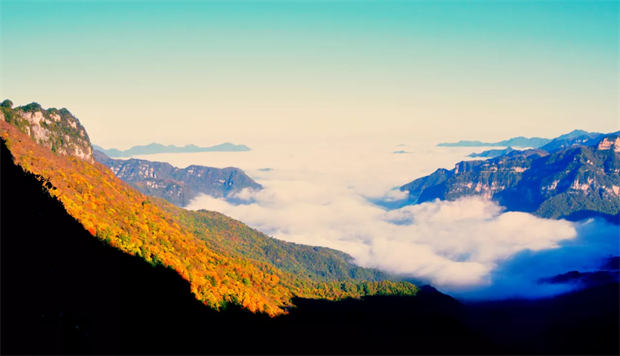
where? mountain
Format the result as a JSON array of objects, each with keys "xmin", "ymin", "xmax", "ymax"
[
  {"xmin": 538, "ymin": 130, "xmax": 607, "ymax": 153},
  {"xmin": 401, "ymin": 134, "xmax": 620, "ymax": 222},
  {"xmin": 3, "ymin": 101, "xmax": 618, "ymax": 354},
  {"xmin": 438, "ymin": 136, "xmax": 551, "ymax": 148},
  {"xmin": 94, "ymin": 141, "xmax": 251, "ymax": 157},
  {"xmin": 468, "ymin": 147, "xmax": 517, "ymax": 158},
  {"xmin": 94, "ymin": 149, "xmax": 261, "ymax": 206},
  {"xmin": 401, "ymin": 149, "xmax": 548, "ymax": 203},
  {"xmin": 553, "ymin": 129, "xmax": 599, "ymax": 141},
  {"xmin": 0, "ymin": 138, "xmax": 477, "ymax": 355},
  {"xmin": 466, "ymin": 129, "xmax": 614, "ymax": 160},
  {"xmin": 1, "ymin": 101, "xmax": 418, "ymax": 317},
  {"xmin": 4, "ymin": 145, "xmax": 617, "ymax": 355},
  {"xmin": 0, "ymin": 100, "xmax": 94, "ymax": 162}
]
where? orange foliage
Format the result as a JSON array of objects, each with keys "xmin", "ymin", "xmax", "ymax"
[{"xmin": 0, "ymin": 120, "xmax": 418, "ymax": 316}]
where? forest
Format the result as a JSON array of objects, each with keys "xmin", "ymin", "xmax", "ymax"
[{"xmin": 0, "ymin": 116, "xmax": 417, "ymax": 316}]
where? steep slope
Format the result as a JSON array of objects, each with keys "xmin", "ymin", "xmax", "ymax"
[
  {"xmin": 94, "ymin": 149, "xmax": 262, "ymax": 206},
  {"xmin": 0, "ymin": 100, "xmax": 93, "ymax": 162},
  {"xmin": 401, "ymin": 149, "xmax": 548, "ymax": 203},
  {"xmin": 1, "ymin": 106, "xmax": 417, "ymax": 317},
  {"xmin": 0, "ymin": 143, "xmax": 497, "ymax": 355},
  {"xmin": 1, "ymin": 139, "xmax": 213, "ymax": 354},
  {"xmin": 496, "ymin": 135, "xmax": 620, "ymax": 221},
  {"xmin": 4, "ymin": 138, "xmax": 617, "ymax": 355},
  {"xmin": 162, "ymin": 205, "xmax": 390, "ymax": 283},
  {"xmin": 401, "ymin": 136, "xmax": 620, "ymax": 222}
]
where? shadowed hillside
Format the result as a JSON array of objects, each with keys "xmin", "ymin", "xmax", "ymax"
[
  {"xmin": 1, "ymin": 138, "xmax": 499, "ymax": 355},
  {"xmin": 3, "ymin": 132, "xmax": 618, "ymax": 355},
  {"xmin": 1, "ymin": 115, "xmax": 418, "ymax": 316}
]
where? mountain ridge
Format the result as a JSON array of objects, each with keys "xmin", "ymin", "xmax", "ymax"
[
  {"xmin": 468, "ymin": 147, "xmax": 517, "ymax": 158},
  {"xmin": 402, "ymin": 133, "xmax": 620, "ymax": 223},
  {"xmin": 0, "ymin": 99, "xmax": 94, "ymax": 162},
  {"xmin": 438, "ymin": 136, "xmax": 552, "ymax": 148},
  {"xmin": 94, "ymin": 141, "xmax": 251, "ymax": 157},
  {"xmin": 94, "ymin": 149, "xmax": 262, "ymax": 206}
]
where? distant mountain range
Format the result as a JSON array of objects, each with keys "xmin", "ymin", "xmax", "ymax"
[
  {"xmin": 466, "ymin": 130, "xmax": 619, "ymax": 159},
  {"xmin": 93, "ymin": 142, "xmax": 251, "ymax": 157},
  {"xmin": 438, "ymin": 136, "xmax": 551, "ymax": 148},
  {"xmin": 439, "ymin": 130, "xmax": 602, "ymax": 148},
  {"xmin": 538, "ymin": 130, "xmax": 609, "ymax": 153},
  {"xmin": 94, "ymin": 150, "xmax": 261, "ymax": 207},
  {"xmin": 468, "ymin": 147, "xmax": 516, "ymax": 158},
  {"xmin": 402, "ymin": 131, "xmax": 620, "ymax": 223}
]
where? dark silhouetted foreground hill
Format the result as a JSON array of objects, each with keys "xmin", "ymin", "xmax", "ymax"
[
  {"xmin": 2, "ymin": 137, "xmax": 618, "ymax": 355},
  {"xmin": 0, "ymin": 138, "xmax": 497, "ymax": 355},
  {"xmin": 1, "ymin": 115, "xmax": 419, "ymax": 316},
  {"xmin": 464, "ymin": 283, "xmax": 620, "ymax": 355}
]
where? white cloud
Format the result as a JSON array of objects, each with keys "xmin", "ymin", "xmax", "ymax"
[
  {"xmin": 144, "ymin": 139, "xmax": 608, "ymax": 298},
  {"xmin": 187, "ymin": 193, "xmax": 577, "ymax": 288}
]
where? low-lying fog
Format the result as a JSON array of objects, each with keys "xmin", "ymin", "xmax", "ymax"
[{"xmin": 131, "ymin": 138, "xmax": 619, "ymax": 301}]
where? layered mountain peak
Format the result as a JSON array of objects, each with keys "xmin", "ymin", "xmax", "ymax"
[
  {"xmin": 0, "ymin": 100, "xmax": 93, "ymax": 163},
  {"xmin": 94, "ymin": 151, "xmax": 262, "ymax": 206},
  {"xmin": 401, "ymin": 133, "xmax": 620, "ymax": 222}
]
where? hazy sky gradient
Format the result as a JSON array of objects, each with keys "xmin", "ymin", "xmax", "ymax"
[{"xmin": 1, "ymin": 0, "xmax": 618, "ymax": 149}]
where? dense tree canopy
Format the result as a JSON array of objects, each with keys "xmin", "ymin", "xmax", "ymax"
[{"xmin": 0, "ymin": 120, "xmax": 417, "ymax": 316}]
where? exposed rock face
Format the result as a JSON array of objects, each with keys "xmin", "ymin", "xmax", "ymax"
[
  {"xmin": 0, "ymin": 102, "xmax": 93, "ymax": 163},
  {"xmin": 598, "ymin": 136, "xmax": 620, "ymax": 152},
  {"xmin": 94, "ymin": 149, "xmax": 262, "ymax": 207},
  {"xmin": 401, "ymin": 149, "xmax": 548, "ymax": 203},
  {"xmin": 401, "ymin": 135, "xmax": 620, "ymax": 222}
]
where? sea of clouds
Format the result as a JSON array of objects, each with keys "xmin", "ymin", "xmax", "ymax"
[{"xmin": 133, "ymin": 138, "xmax": 619, "ymax": 300}]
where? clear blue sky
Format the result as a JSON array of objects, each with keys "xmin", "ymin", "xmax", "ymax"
[{"xmin": 1, "ymin": 0, "xmax": 618, "ymax": 148}]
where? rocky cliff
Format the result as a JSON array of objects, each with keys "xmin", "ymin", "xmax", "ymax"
[
  {"xmin": 94, "ymin": 149, "xmax": 262, "ymax": 206},
  {"xmin": 401, "ymin": 134, "xmax": 620, "ymax": 222},
  {"xmin": 0, "ymin": 100, "xmax": 93, "ymax": 163}
]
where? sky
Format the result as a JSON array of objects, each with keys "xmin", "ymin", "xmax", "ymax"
[
  {"xmin": 137, "ymin": 141, "xmax": 620, "ymax": 300},
  {"xmin": 1, "ymin": 0, "xmax": 618, "ymax": 149}
]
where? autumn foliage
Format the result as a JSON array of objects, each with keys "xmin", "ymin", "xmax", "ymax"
[{"xmin": 1, "ymin": 120, "xmax": 417, "ymax": 316}]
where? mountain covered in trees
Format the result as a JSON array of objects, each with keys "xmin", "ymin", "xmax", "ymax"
[
  {"xmin": 0, "ymin": 132, "xmax": 480, "ymax": 355},
  {"xmin": 94, "ymin": 149, "xmax": 261, "ymax": 206},
  {"xmin": 1, "ymin": 101, "xmax": 418, "ymax": 318},
  {"xmin": 401, "ymin": 132, "xmax": 620, "ymax": 222},
  {"xmin": 3, "ymin": 136, "xmax": 618, "ymax": 355},
  {"xmin": 93, "ymin": 141, "xmax": 251, "ymax": 157}
]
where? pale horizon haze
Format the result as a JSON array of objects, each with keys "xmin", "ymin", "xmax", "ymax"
[{"xmin": 1, "ymin": 0, "xmax": 618, "ymax": 149}]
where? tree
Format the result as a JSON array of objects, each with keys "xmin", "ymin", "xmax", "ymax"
[{"xmin": 1, "ymin": 99, "xmax": 13, "ymax": 108}]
